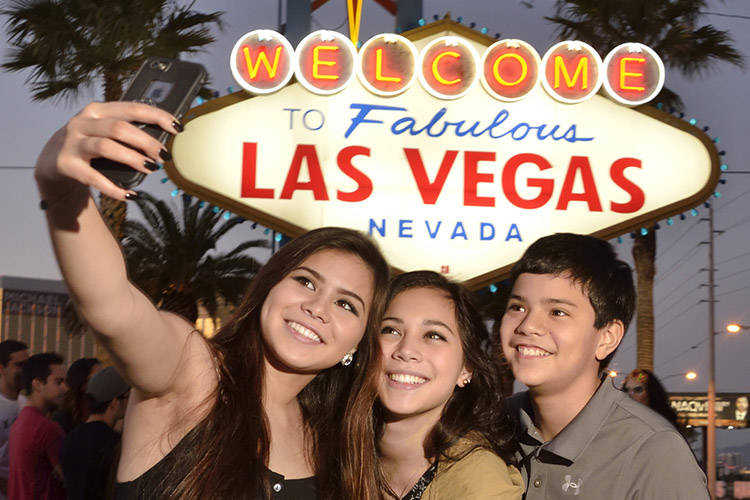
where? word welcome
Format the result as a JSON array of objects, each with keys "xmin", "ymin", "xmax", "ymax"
[{"xmin": 230, "ymin": 30, "xmax": 665, "ymax": 106}]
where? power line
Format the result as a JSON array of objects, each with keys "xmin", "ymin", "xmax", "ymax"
[
  {"xmin": 717, "ymin": 265, "xmax": 750, "ymax": 281},
  {"xmin": 716, "ymin": 249, "xmax": 750, "ymax": 266},
  {"xmin": 655, "ymin": 244, "xmax": 703, "ymax": 282},
  {"xmin": 715, "ymin": 186, "xmax": 750, "ymax": 215},
  {"xmin": 716, "ymin": 284, "xmax": 750, "ymax": 298},
  {"xmin": 720, "ymin": 214, "xmax": 750, "ymax": 234},
  {"xmin": 701, "ymin": 11, "xmax": 750, "ymax": 21},
  {"xmin": 656, "ymin": 219, "xmax": 703, "ymax": 261},
  {"xmin": 660, "ymin": 338, "xmax": 708, "ymax": 369},
  {"xmin": 655, "ymin": 271, "xmax": 699, "ymax": 306}
]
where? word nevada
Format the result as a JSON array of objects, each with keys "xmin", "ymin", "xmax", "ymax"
[{"xmin": 230, "ymin": 29, "xmax": 665, "ymax": 106}]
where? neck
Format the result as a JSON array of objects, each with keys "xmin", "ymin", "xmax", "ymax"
[
  {"xmin": 27, "ymin": 393, "xmax": 51, "ymax": 414},
  {"xmin": 87, "ymin": 412, "xmax": 115, "ymax": 427},
  {"xmin": 379, "ymin": 408, "xmax": 441, "ymax": 497},
  {"xmin": 529, "ymin": 375, "xmax": 602, "ymax": 441},
  {"xmin": 262, "ymin": 358, "xmax": 316, "ymax": 420},
  {"xmin": 0, "ymin": 379, "xmax": 17, "ymax": 400}
]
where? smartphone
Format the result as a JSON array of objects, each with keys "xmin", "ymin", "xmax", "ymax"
[{"xmin": 91, "ymin": 57, "xmax": 207, "ymax": 189}]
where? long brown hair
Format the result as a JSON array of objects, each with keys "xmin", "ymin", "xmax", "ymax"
[
  {"xmin": 143, "ymin": 227, "xmax": 389, "ymax": 499},
  {"xmin": 341, "ymin": 271, "xmax": 517, "ymax": 499}
]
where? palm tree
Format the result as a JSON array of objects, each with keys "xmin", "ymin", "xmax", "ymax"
[
  {"xmin": 2, "ymin": 0, "xmax": 223, "ymax": 240},
  {"xmin": 547, "ymin": 0, "xmax": 743, "ymax": 370},
  {"xmin": 121, "ymin": 192, "xmax": 268, "ymax": 323}
]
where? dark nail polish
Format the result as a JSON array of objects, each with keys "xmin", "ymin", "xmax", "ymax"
[
  {"xmin": 159, "ymin": 149, "xmax": 172, "ymax": 162},
  {"xmin": 144, "ymin": 160, "xmax": 159, "ymax": 171},
  {"xmin": 172, "ymin": 120, "xmax": 184, "ymax": 133},
  {"xmin": 125, "ymin": 192, "xmax": 139, "ymax": 200}
]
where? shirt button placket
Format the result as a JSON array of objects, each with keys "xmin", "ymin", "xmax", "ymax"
[
  {"xmin": 272, "ymin": 482, "xmax": 283, "ymax": 493},
  {"xmin": 533, "ymin": 477, "xmax": 542, "ymax": 488}
]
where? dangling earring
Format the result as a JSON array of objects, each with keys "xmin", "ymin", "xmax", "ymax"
[{"xmin": 341, "ymin": 352, "xmax": 354, "ymax": 366}]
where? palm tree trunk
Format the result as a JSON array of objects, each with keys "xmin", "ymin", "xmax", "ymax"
[{"xmin": 632, "ymin": 227, "xmax": 656, "ymax": 371}]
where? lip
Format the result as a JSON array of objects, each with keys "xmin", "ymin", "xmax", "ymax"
[
  {"xmin": 384, "ymin": 369, "xmax": 430, "ymax": 389},
  {"xmin": 512, "ymin": 343, "xmax": 553, "ymax": 359},
  {"xmin": 286, "ymin": 319, "xmax": 324, "ymax": 344}
]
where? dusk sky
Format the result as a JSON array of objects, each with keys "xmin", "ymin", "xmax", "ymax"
[{"xmin": 1, "ymin": 0, "xmax": 748, "ymax": 450}]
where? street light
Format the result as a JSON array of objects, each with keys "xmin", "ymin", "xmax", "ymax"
[
  {"xmin": 726, "ymin": 322, "xmax": 749, "ymax": 334},
  {"xmin": 662, "ymin": 371, "xmax": 698, "ymax": 381}
]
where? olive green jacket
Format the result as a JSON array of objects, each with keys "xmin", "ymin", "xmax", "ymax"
[{"xmin": 422, "ymin": 439, "xmax": 523, "ymax": 500}]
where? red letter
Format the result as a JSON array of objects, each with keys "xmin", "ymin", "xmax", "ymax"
[
  {"xmin": 502, "ymin": 153, "xmax": 553, "ymax": 209},
  {"xmin": 610, "ymin": 157, "xmax": 644, "ymax": 213},
  {"xmin": 241, "ymin": 142, "xmax": 274, "ymax": 199},
  {"xmin": 280, "ymin": 144, "xmax": 329, "ymax": 200},
  {"xmin": 404, "ymin": 148, "xmax": 459, "ymax": 205},
  {"xmin": 556, "ymin": 156, "xmax": 603, "ymax": 211},
  {"xmin": 337, "ymin": 146, "xmax": 373, "ymax": 202},
  {"xmin": 464, "ymin": 151, "xmax": 496, "ymax": 207}
]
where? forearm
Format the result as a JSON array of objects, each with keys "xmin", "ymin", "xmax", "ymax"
[{"xmin": 38, "ymin": 179, "xmax": 141, "ymax": 336}]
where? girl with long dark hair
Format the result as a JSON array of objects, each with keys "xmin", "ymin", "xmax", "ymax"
[
  {"xmin": 342, "ymin": 271, "xmax": 522, "ymax": 499},
  {"xmin": 34, "ymin": 102, "xmax": 390, "ymax": 499}
]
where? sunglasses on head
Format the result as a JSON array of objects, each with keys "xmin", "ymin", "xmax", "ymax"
[{"xmin": 622, "ymin": 385, "xmax": 645, "ymax": 395}]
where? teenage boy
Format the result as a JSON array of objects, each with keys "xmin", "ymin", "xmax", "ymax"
[
  {"xmin": 0, "ymin": 340, "xmax": 28, "ymax": 498},
  {"xmin": 60, "ymin": 366, "xmax": 130, "ymax": 500},
  {"xmin": 9, "ymin": 353, "xmax": 67, "ymax": 500},
  {"xmin": 501, "ymin": 233, "xmax": 708, "ymax": 499}
]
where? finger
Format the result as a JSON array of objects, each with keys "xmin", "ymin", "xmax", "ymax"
[
  {"xmin": 79, "ymin": 137, "xmax": 159, "ymax": 175},
  {"xmin": 78, "ymin": 118, "xmax": 166, "ymax": 162},
  {"xmin": 78, "ymin": 101, "xmax": 181, "ymax": 135},
  {"xmin": 69, "ymin": 158, "xmax": 133, "ymax": 201}
]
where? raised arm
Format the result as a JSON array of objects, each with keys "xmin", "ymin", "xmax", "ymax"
[{"xmin": 35, "ymin": 102, "xmax": 201, "ymax": 397}]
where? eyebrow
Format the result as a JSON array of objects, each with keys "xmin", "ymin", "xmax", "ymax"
[
  {"xmin": 295, "ymin": 266, "xmax": 366, "ymax": 310},
  {"xmin": 509, "ymin": 294, "xmax": 578, "ymax": 308},
  {"xmin": 381, "ymin": 316, "xmax": 456, "ymax": 336}
]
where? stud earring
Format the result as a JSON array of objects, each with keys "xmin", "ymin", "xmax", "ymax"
[
  {"xmin": 462, "ymin": 377, "xmax": 471, "ymax": 386},
  {"xmin": 341, "ymin": 352, "xmax": 354, "ymax": 366}
]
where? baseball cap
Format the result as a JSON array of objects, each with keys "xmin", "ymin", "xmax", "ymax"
[{"xmin": 86, "ymin": 366, "xmax": 130, "ymax": 404}]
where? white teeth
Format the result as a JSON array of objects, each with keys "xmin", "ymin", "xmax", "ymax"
[
  {"xmin": 389, "ymin": 373, "xmax": 427, "ymax": 385},
  {"xmin": 517, "ymin": 345, "xmax": 551, "ymax": 357},
  {"xmin": 288, "ymin": 321, "xmax": 322, "ymax": 343}
]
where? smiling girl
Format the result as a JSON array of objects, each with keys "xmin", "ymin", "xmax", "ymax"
[
  {"xmin": 342, "ymin": 271, "xmax": 522, "ymax": 499},
  {"xmin": 34, "ymin": 102, "xmax": 390, "ymax": 499}
]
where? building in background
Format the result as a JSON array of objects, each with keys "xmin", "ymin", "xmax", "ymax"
[{"xmin": 0, "ymin": 276, "xmax": 95, "ymax": 359}]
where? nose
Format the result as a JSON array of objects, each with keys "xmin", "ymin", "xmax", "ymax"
[
  {"xmin": 392, "ymin": 334, "xmax": 422, "ymax": 362},
  {"xmin": 516, "ymin": 308, "xmax": 545, "ymax": 337},
  {"xmin": 302, "ymin": 294, "xmax": 330, "ymax": 323}
]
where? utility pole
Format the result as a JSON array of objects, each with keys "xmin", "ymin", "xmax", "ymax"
[{"xmin": 706, "ymin": 204, "xmax": 716, "ymax": 499}]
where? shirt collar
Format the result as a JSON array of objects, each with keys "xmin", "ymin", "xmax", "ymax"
[{"xmin": 516, "ymin": 377, "xmax": 625, "ymax": 463}]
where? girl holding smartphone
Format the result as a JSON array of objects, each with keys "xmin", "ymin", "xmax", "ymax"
[{"xmin": 34, "ymin": 102, "xmax": 390, "ymax": 499}]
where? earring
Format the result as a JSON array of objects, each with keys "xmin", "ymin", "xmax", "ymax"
[
  {"xmin": 341, "ymin": 352, "xmax": 354, "ymax": 366},
  {"xmin": 462, "ymin": 377, "xmax": 471, "ymax": 386}
]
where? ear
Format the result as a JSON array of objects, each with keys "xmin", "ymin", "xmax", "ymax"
[
  {"xmin": 455, "ymin": 364, "xmax": 473, "ymax": 388},
  {"xmin": 31, "ymin": 377, "xmax": 45, "ymax": 393},
  {"xmin": 595, "ymin": 320, "xmax": 625, "ymax": 362}
]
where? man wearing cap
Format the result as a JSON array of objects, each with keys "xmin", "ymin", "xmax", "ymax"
[{"xmin": 59, "ymin": 366, "xmax": 130, "ymax": 500}]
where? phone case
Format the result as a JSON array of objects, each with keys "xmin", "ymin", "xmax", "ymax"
[{"xmin": 91, "ymin": 57, "xmax": 207, "ymax": 189}]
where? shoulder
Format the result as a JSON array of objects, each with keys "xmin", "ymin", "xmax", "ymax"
[{"xmin": 425, "ymin": 443, "xmax": 523, "ymax": 500}]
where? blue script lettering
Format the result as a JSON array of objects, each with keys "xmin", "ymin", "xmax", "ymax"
[{"xmin": 346, "ymin": 103, "xmax": 593, "ymax": 143}]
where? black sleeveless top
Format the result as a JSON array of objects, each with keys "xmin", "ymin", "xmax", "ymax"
[{"xmin": 113, "ymin": 427, "xmax": 317, "ymax": 500}]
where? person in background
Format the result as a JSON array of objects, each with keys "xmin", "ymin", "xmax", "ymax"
[
  {"xmin": 60, "ymin": 366, "xmax": 130, "ymax": 500},
  {"xmin": 9, "ymin": 352, "xmax": 68, "ymax": 500},
  {"xmin": 342, "ymin": 271, "xmax": 522, "ymax": 499},
  {"xmin": 501, "ymin": 233, "xmax": 708, "ymax": 499},
  {"xmin": 52, "ymin": 357, "xmax": 101, "ymax": 433},
  {"xmin": 0, "ymin": 340, "xmax": 29, "ymax": 498},
  {"xmin": 622, "ymin": 369, "xmax": 680, "ymax": 429}
]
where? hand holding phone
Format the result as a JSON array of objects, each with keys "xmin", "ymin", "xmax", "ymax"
[{"xmin": 91, "ymin": 57, "xmax": 207, "ymax": 188}]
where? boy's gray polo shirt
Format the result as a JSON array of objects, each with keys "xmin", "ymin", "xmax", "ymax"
[{"xmin": 508, "ymin": 379, "xmax": 709, "ymax": 499}]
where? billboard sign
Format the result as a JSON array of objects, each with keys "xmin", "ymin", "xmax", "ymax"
[{"xmin": 169, "ymin": 19, "xmax": 719, "ymax": 288}]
